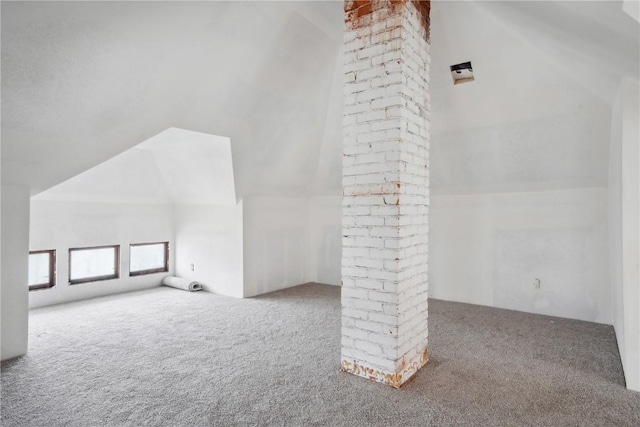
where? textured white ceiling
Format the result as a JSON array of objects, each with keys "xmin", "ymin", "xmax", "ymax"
[
  {"xmin": 2, "ymin": 1, "xmax": 638, "ymax": 198},
  {"xmin": 33, "ymin": 128, "xmax": 237, "ymax": 205},
  {"xmin": 1, "ymin": 1, "xmax": 342, "ymax": 197},
  {"xmin": 428, "ymin": 0, "xmax": 638, "ymax": 194}
]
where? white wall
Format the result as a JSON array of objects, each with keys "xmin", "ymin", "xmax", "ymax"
[
  {"xmin": 28, "ymin": 200, "xmax": 174, "ymax": 309},
  {"xmin": 424, "ymin": 0, "xmax": 620, "ymax": 328},
  {"xmin": 243, "ymin": 197, "xmax": 310, "ymax": 297},
  {"xmin": 308, "ymin": 196, "xmax": 341, "ymax": 286},
  {"xmin": 429, "ymin": 188, "xmax": 611, "ymax": 324},
  {"xmin": 609, "ymin": 78, "xmax": 640, "ymax": 391},
  {"xmin": 1, "ymin": 185, "xmax": 30, "ymax": 360},
  {"xmin": 610, "ymin": 80, "xmax": 625, "ymax": 381},
  {"xmin": 174, "ymin": 202, "xmax": 244, "ymax": 298}
]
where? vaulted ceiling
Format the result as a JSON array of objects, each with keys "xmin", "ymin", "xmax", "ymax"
[
  {"xmin": 2, "ymin": 1, "xmax": 638, "ymax": 200},
  {"xmin": 428, "ymin": 1, "xmax": 638, "ymax": 194},
  {"xmin": 34, "ymin": 128, "xmax": 237, "ymax": 205},
  {"xmin": 2, "ymin": 1, "xmax": 342, "ymax": 198}
]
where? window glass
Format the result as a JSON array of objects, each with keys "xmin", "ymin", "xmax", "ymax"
[
  {"xmin": 69, "ymin": 246, "xmax": 119, "ymax": 284},
  {"xmin": 29, "ymin": 250, "xmax": 55, "ymax": 290},
  {"xmin": 130, "ymin": 242, "xmax": 168, "ymax": 275}
]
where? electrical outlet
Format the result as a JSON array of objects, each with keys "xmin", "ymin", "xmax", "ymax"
[{"xmin": 533, "ymin": 278, "xmax": 541, "ymax": 289}]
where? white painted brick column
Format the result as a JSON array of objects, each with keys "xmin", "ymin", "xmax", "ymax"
[{"xmin": 341, "ymin": 0, "xmax": 430, "ymax": 388}]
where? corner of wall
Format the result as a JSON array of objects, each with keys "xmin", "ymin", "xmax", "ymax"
[
  {"xmin": 608, "ymin": 77, "xmax": 640, "ymax": 392},
  {"xmin": 174, "ymin": 201, "xmax": 244, "ymax": 299},
  {"xmin": 1, "ymin": 185, "xmax": 31, "ymax": 360},
  {"xmin": 242, "ymin": 196, "xmax": 314, "ymax": 297}
]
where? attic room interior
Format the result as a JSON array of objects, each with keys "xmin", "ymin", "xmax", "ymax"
[{"xmin": 1, "ymin": 0, "xmax": 639, "ymax": 425}]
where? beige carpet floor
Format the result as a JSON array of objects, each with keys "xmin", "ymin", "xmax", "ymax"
[{"xmin": 2, "ymin": 283, "xmax": 639, "ymax": 426}]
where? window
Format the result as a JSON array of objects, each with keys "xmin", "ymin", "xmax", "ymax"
[
  {"xmin": 129, "ymin": 242, "xmax": 169, "ymax": 276},
  {"xmin": 69, "ymin": 245, "xmax": 119, "ymax": 284},
  {"xmin": 28, "ymin": 250, "xmax": 56, "ymax": 291}
]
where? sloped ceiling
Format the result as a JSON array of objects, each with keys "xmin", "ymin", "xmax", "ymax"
[
  {"xmin": 428, "ymin": 0, "xmax": 639, "ymax": 194},
  {"xmin": 1, "ymin": 1, "xmax": 342, "ymax": 197},
  {"xmin": 34, "ymin": 128, "xmax": 236, "ymax": 205},
  {"xmin": 2, "ymin": 1, "xmax": 638, "ymax": 198},
  {"xmin": 314, "ymin": 1, "xmax": 639, "ymax": 196},
  {"xmin": 314, "ymin": 0, "xmax": 638, "ymax": 195}
]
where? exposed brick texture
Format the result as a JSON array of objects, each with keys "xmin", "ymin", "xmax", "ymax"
[{"xmin": 341, "ymin": 0, "xmax": 430, "ymax": 388}]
